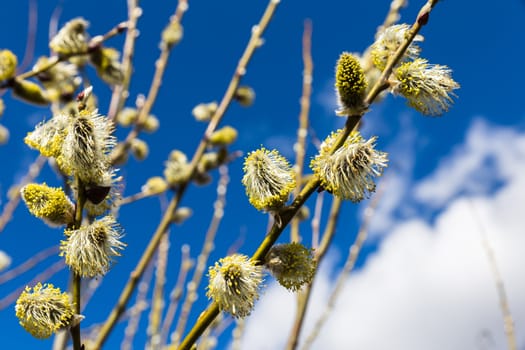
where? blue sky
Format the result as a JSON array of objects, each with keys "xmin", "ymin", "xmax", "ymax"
[{"xmin": 1, "ymin": 1, "xmax": 525, "ymax": 349}]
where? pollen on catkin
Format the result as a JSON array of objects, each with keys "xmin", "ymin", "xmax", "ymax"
[
  {"xmin": 49, "ymin": 18, "xmax": 89, "ymax": 56},
  {"xmin": 370, "ymin": 24, "xmax": 423, "ymax": 71},
  {"xmin": 265, "ymin": 243, "xmax": 315, "ymax": 292},
  {"xmin": 24, "ymin": 114, "xmax": 69, "ymax": 158},
  {"xmin": 392, "ymin": 58, "xmax": 460, "ymax": 116},
  {"xmin": 206, "ymin": 254, "xmax": 263, "ymax": 318},
  {"xmin": 60, "ymin": 215, "xmax": 125, "ymax": 277},
  {"xmin": 20, "ymin": 183, "xmax": 74, "ymax": 227},
  {"xmin": 242, "ymin": 148, "xmax": 296, "ymax": 211},
  {"xmin": 310, "ymin": 130, "xmax": 388, "ymax": 202},
  {"xmin": 15, "ymin": 283, "xmax": 75, "ymax": 339},
  {"xmin": 334, "ymin": 52, "xmax": 368, "ymax": 116}
]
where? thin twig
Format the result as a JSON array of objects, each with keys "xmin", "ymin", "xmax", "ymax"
[
  {"xmin": 0, "ymin": 21, "xmax": 127, "ymax": 89},
  {"xmin": 301, "ymin": 188, "xmax": 383, "ymax": 350},
  {"xmin": 286, "ymin": 197, "xmax": 342, "ymax": 350},
  {"xmin": 0, "ymin": 155, "xmax": 47, "ymax": 233},
  {"xmin": 80, "ymin": 277, "xmax": 103, "ymax": 312},
  {"xmin": 376, "ymin": 0, "xmax": 408, "ymax": 38},
  {"xmin": 118, "ymin": 191, "xmax": 151, "ymax": 206},
  {"xmin": 0, "ymin": 259, "xmax": 65, "ymax": 310},
  {"xmin": 231, "ymin": 319, "xmax": 245, "ymax": 350},
  {"xmin": 171, "ymin": 165, "xmax": 230, "ymax": 346},
  {"xmin": 146, "ymin": 233, "xmax": 170, "ymax": 349},
  {"xmin": 178, "ymin": 2, "xmax": 440, "ymax": 348},
  {"xmin": 0, "ymin": 245, "xmax": 59, "ymax": 284},
  {"xmin": 19, "ymin": 0, "xmax": 38, "ymax": 72},
  {"xmin": 160, "ymin": 245, "xmax": 193, "ymax": 347},
  {"xmin": 207, "ymin": 315, "xmax": 232, "ymax": 348},
  {"xmin": 120, "ymin": 254, "xmax": 155, "ymax": 350},
  {"xmin": 107, "ymin": 0, "xmax": 142, "ymax": 121},
  {"xmin": 69, "ymin": 177, "xmax": 87, "ymax": 350},
  {"xmin": 48, "ymin": 2, "xmax": 63, "ymax": 43},
  {"xmin": 311, "ymin": 192, "xmax": 324, "ymax": 249},
  {"xmin": 110, "ymin": 1, "xmax": 188, "ymax": 163},
  {"xmin": 469, "ymin": 200, "xmax": 518, "ymax": 350},
  {"xmin": 290, "ymin": 19, "xmax": 313, "ymax": 243}
]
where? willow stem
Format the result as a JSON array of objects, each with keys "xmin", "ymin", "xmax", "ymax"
[
  {"xmin": 302, "ymin": 186, "xmax": 383, "ymax": 350},
  {"xmin": 290, "ymin": 19, "xmax": 313, "ymax": 243},
  {"xmin": 110, "ymin": 1, "xmax": 188, "ymax": 164},
  {"xmin": 0, "ymin": 21, "xmax": 127, "ymax": 88},
  {"xmin": 70, "ymin": 273, "xmax": 82, "ymax": 350},
  {"xmin": 172, "ymin": 166, "xmax": 229, "ymax": 346},
  {"xmin": 469, "ymin": 200, "xmax": 518, "ymax": 350},
  {"xmin": 70, "ymin": 177, "xmax": 86, "ymax": 350},
  {"xmin": 107, "ymin": 0, "xmax": 141, "ymax": 121},
  {"xmin": 286, "ymin": 198, "xmax": 342, "ymax": 350}
]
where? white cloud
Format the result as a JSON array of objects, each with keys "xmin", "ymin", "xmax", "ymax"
[
  {"xmin": 414, "ymin": 118, "xmax": 525, "ymax": 207},
  {"xmin": 240, "ymin": 119, "xmax": 525, "ymax": 350}
]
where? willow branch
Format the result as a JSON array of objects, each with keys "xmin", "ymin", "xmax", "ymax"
[
  {"xmin": 160, "ymin": 245, "xmax": 193, "ymax": 347},
  {"xmin": 311, "ymin": 192, "xmax": 324, "ymax": 249},
  {"xmin": 301, "ymin": 186, "xmax": 383, "ymax": 350},
  {"xmin": 107, "ymin": 0, "xmax": 142, "ymax": 121},
  {"xmin": 0, "ymin": 21, "xmax": 127, "ymax": 89},
  {"xmin": 291, "ymin": 19, "xmax": 313, "ymax": 243},
  {"xmin": 0, "ymin": 245, "xmax": 59, "ymax": 284},
  {"xmin": 69, "ymin": 177, "xmax": 87, "ymax": 350},
  {"xmin": 0, "ymin": 155, "xmax": 46, "ymax": 233},
  {"xmin": 120, "ymin": 255, "xmax": 155, "ymax": 350},
  {"xmin": 286, "ymin": 197, "xmax": 342, "ymax": 350},
  {"xmin": 469, "ymin": 200, "xmax": 517, "ymax": 350},
  {"xmin": 171, "ymin": 165, "xmax": 230, "ymax": 346},
  {"xmin": 147, "ymin": 233, "xmax": 170, "ymax": 348},
  {"xmin": 110, "ymin": 1, "xmax": 188, "ymax": 163},
  {"xmin": 18, "ymin": 0, "xmax": 38, "ymax": 72},
  {"xmin": 376, "ymin": 0, "xmax": 408, "ymax": 37}
]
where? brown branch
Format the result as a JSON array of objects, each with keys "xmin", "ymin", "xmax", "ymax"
[
  {"xmin": 107, "ymin": 0, "xmax": 142, "ymax": 121},
  {"xmin": 286, "ymin": 197, "xmax": 343, "ymax": 350},
  {"xmin": 469, "ymin": 200, "xmax": 518, "ymax": 350},
  {"xmin": 160, "ymin": 245, "xmax": 194, "ymax": 347},
  {"xmin": 110, "ymin": 1, "xmax": 188, "ymax": 163},
  {"xmin": 0, "ymin": 155, "xmax": 46, "ymax": 233},
  {"xmin": 171, "ymin": 165, "xmax": 230, "ymax": 346},
  {"xmin": 302, "ymin": 186, "xmax": 383, "ymax": 350},
  {"xmin": 0, "ymin": 245, "xmax": 59, "ymax": 284},
  {"xmin": 18, "ymin": 0, "xmax": 38, "ymax": 72},
  {"xmin": 291, "ymin": 19, "xmax": 313, "ymax": 243}
]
